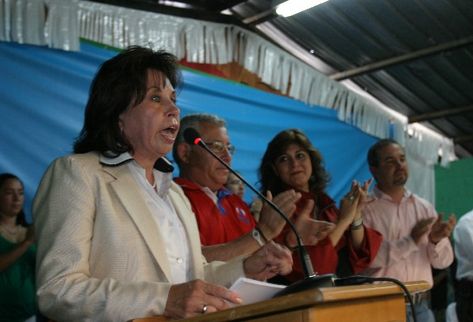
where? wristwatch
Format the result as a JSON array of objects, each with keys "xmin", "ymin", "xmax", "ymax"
[{"xmin": 251, "ymin": 228, "xmax": 266, "ymax": 246}]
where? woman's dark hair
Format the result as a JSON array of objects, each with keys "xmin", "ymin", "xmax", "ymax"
[
  {"xmin": 0, "ymin": 173, "xmax": 28, "ymax": 226},
  {"xmin": 73, "ymin": 46, "xmax": 181, "ymax": 155},
  {"xmin": 258, "ymin": 129, "xmax": 330, "ymax": 195}
]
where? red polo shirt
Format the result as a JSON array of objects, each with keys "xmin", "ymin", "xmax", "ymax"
[{"xmin": 174, "ymin": 178, "xmax": 256, "ymax": 246}]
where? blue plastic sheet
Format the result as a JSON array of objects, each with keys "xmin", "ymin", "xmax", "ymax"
[{"xmin": 0, "ymin": 41, "xmax": 377, "ymax": 221}]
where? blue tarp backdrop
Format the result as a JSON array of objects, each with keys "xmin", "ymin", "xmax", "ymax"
[{"xmin": 0, "ymin": 41, "xmax": 377, "ymax": 221}]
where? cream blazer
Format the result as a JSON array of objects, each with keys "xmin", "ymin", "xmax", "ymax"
[{"xmin": 33, "ymin": 152, "xmax": 244, "ymax": 322}]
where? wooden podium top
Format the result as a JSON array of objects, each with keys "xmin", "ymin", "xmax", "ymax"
[{"xmin": 131, "ymin": 280, "xmax": 430, "ymax": 322}]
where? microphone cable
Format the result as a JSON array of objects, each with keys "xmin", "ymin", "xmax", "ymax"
[
  {"xmin": 334, "ymin": 275, "xmax": 418, "ymax": 322},
  {"xmin": 183, "ymin": 127, "xmax": 420, "ymax": 322}
]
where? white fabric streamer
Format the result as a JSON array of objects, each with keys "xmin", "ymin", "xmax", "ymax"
[{"xmin": 0, "ymin": 0, "xmax": 456, "ymax": 203}]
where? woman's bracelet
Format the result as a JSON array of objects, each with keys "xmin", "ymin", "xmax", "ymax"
[{"xmin": 350, "ymin": 217, "xmax": 364, "ymax": 230}]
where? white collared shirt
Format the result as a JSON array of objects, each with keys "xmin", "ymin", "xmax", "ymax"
[{"xmin": 454, "ymin": 209, "xmax": 473, "ymax": 281}]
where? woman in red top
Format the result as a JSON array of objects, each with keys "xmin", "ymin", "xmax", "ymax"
[{"xmin": 259, "ymin": 129, "xmax": 382, "ymax": 282}]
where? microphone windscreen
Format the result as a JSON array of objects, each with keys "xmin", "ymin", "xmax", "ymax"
[{"xmin": 183, "ymin": 127, "xmax": 201, "ymax": 145}]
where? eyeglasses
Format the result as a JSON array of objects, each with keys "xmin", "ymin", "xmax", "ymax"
[{"xmin": 204, "ymin": 141, "xmax": 236, "ymax": 155}]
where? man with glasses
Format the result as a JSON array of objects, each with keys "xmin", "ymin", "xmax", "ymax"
[{"xmin": 173, "ymin": 113, "xmax": 332, "ymax": 262}]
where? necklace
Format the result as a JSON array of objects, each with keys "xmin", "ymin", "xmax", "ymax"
[
  {"xmin": 0, "ymin": 223, "xmax": 22, "ymax": 243},
  {"xmin": 0, "ymin": 223, "xmax": 18, "ymax": 235}
]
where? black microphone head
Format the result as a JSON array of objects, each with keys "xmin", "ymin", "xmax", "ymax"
[{"xmin": 183, "ymin": 127, "xmax": 201, "ymax": 145}]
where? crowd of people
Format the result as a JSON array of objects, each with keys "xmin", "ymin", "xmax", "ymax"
[{"xmin": 2, "ymin": 46, "xmax": 470, "ymax": 322}]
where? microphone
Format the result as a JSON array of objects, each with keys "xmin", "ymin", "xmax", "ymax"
[{"xmin": 183, "ymin": 127, "xmax": 335, "ymax": 296}]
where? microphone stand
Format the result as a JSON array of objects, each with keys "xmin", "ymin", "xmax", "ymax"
[{"xmin": 188, "ymin": 133, "xmax": 335, "ymax": 296}]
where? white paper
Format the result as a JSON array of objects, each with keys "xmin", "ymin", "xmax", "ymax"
[{"xmin": 229, "ymin": 277, "xmax": 286, "ymax": 306}]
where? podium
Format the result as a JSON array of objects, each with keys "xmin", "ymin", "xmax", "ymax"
[{"xmin": 132, "ymin": 281, "xmax": 430, "ymax": 322}]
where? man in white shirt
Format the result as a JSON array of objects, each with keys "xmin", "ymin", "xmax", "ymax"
[{"xmin": 453, "ymin": 208, "xmax": 473, "ymax": 322}]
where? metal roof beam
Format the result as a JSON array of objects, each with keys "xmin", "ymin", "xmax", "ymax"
[
  {"xmin": 454, "ymin": 134, "xmax": 473, "ymax": 144},
  {"xmin": 87, "ymin": 0, "xmax": 243, "ymax": 25},
  {"xmin": 408, "ymin": 104, "xmax": 473, "ymax": 123},
  {"xmin": 214, "ymin": 0, "xmax": 248, "ymax": 12},
  {"xmin": 242, "ymin": 8, "xmax": 277, "ymax": 25},
  {"xmin": 330, "ymin": 35, "xmax": 473, "ymax": 81}
]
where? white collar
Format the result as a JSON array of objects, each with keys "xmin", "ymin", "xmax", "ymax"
[{"xmin": 99, "ymin": 152, "xmax": 174, "ymax": 173}]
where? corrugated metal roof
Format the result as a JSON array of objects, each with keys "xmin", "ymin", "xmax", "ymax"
[{"xmin": 91, "ymin": 0, "xmax": 473, "ymax": 157}]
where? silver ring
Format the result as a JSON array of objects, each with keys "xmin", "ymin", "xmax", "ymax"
[{"xmin": 201, "ymin": 304, "xmax": 208, "ymax": 314}]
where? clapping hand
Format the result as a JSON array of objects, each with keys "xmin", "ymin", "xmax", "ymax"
[
  {"xmin": 257, "ymin": 190, "xmax": 301, "ymax": 240},
  {"xmin": 357, "ymin": 178, "xmax": 373, "ymax": 208},
  {"xmin": 429, "ymin": 213, "xmax": 456, "ymax": 244},
  {"xmin": 410, "ymin": 217, "xmax": 435, "ymax": 244},
  {"xmin": 286, "ymin": 199, "xmax": 335, "ymax": 247},
  {"xmin": 339, "ymin": 179, "xmax": 372, "ymax": 224},
  {"xmin": 339, "ymin": 181, "xmax": 362, "ymax": 224}
]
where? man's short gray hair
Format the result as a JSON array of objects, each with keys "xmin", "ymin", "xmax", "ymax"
[{"xmin": 172, "ymin": 113, "xmax": 226, "ymax": 168}]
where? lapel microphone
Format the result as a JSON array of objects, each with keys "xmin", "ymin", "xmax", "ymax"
[{"xmin": 183, "ymin": 127, "xmax": 335, "ymax": 296}]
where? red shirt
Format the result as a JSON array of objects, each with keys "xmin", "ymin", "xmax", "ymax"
[
  {"xmin": 277, "ymin": 191, "xmax": 382, "ymax": 281},
  {"xmin": 174, "ymin": 178, "xmax": 256, "ymax": 246}
]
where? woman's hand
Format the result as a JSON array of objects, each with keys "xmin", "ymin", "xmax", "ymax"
[
  {"xmin": 339, "ymin": 179, "xmax": 372, "ymax": 224},
  {"xmin": 339, "ymin": 181, "xmax": 361, "ymax": 224},
  {"xmin": 243, "ymin": 241, "xmax": 293, "ymax": 281},
  {"xmin": 356, "ymin": 179, "xmax": 372, "ymax": 213},
  {"xmin": 340, "ymin": 180, "xmax": 372, "ymax": 249},
  {"xmin": 257, "ymin": 190, "xmax": 301, "ymax": 240},
  {"xmin": 164, "ymin": 279, "xmax": 242, "ymax": 319},
  {"xmin": 286, "ymin": 199, "xmax": 335, "ymax": 247}
]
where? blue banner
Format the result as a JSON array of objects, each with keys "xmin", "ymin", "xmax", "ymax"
[{"xmin": 0, "ymin": 41, "xmax": 377, "ymax": 221}]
